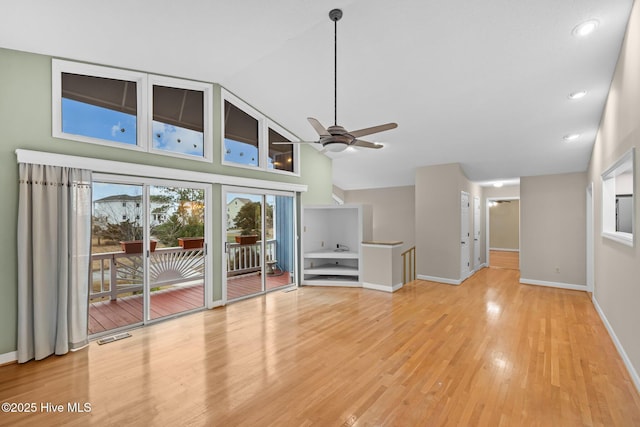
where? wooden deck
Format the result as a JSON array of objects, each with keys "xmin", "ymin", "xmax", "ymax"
[
  {"xmin": 227, "ymin": 270, "xmax": 292, "ymax": 300},
  {"xmin": 89, "ymin": 284, "xmax": 205, "ymax": 335},
  {"xmin": 89, "ymin": 270, "xmax": 293, "ymax": 335}
]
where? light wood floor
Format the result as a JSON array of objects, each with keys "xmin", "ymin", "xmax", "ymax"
[
  {"xmin": 490, "ymin": 250, "xmax": 520, "ymax": 270},
  {"xmin": 1, "ymin": 268, "xmax": 639, "ymax": 426}
]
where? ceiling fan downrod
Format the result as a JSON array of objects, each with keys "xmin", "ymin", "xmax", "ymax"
[{"xmin": 330, "ymin": 8, "xmax": 342, "ymax": 127}]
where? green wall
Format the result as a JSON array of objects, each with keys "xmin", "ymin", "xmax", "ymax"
[{"xmin": 0, "ymin": 47, "xmax": 333, "ymax": 355}]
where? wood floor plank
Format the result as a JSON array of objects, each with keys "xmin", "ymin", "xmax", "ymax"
[{"xmin": 1, "ymin": 267, "xmax": 640, "ymax": 426}]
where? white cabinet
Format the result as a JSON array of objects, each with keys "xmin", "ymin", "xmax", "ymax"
[{"xmin": 301, "ymin": 204, "xmax": 372, "ymax": 286}]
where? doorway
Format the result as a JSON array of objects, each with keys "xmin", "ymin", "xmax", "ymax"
[
  {"xmin": 486, "ymin": 197, "xmax": 520, "ymax": 270},
  {"xmin": 461, "ymin": 191, "xmax": 471, "ymax": 280},
  {"xmin": 89, "ymin": 176, "xmax": 210, "ymax": 336},
  {"xmin": 223, "ymin": 187, "xmax": 296, "ymax": 301}
]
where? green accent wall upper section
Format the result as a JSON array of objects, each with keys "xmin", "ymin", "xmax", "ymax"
[{"xmin": 0, "ymin": 47, "xmax": 333, "ymax": 355}]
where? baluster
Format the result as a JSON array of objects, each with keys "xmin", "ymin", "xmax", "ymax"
[{"xmin": 110, "ymin": 255, "xmax": 118, "ymax": 301}]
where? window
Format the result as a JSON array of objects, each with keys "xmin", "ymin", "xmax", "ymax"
[
  {"xmin": 221, "ymin": 89, "xmax": 299, "ymax": 175},
  {"xmin": 52, "ymin": 59, "xmax": 213, "ymax": 162},
  {"xmin": 602, "ymin": 147, "xmax": 635, "ymax": 246},
  {"xmin": 268, "ymin": 128, "xmax": 294, "ymax": 172},
  {"xmin": 223, "ymin": 100, "xmax": 259, "ymax": 167},
  {"xmin": 149, "ymin": 75, "xmax": 211, "ymax": 160}
]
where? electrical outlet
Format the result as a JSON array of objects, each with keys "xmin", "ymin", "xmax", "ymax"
[
  {"xmin": 321, "ymin": 241, "xmax": 324, "ymax": 247},
  {"xmin": 555, "ymin": 267, "xmax": 560, "ymax": 273}
]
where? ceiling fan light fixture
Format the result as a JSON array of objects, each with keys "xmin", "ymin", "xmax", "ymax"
[{"xmin": 325, "ymin": 142, "xmax": 349, "ymax": 152}]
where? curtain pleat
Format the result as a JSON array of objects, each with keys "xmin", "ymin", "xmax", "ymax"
[{"xmin": 17, "ymin": 164, "xmax": 92, "ymax": 363}]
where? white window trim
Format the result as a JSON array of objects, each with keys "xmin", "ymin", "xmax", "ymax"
[
  {"xmin": 221, "ymin": 87, "xmax": 300, "ymax": 176},
  {"xmin": 148, "ymin": 74, "xmax": 213, "ymax": 163},
  {"xmin": 601, "ymin": 147, "xmax": 635, "ymax": 247},
  {"xmin": 52, "ymin": 59, "xmax": 213, "ymax": 163},
  {"xmin": 15, "ymin": 149, "xmax": 308, "ymax": 193}
]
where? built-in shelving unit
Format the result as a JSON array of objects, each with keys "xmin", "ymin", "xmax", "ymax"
[{"xmin": 302, "ymin": 204, "xmax": 372, "ymax": 286}]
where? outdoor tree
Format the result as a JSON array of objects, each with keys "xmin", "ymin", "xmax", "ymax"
[
  {"xmin": 233, "ymin": 201, "xmax": 273, "ymax": 237},
  {"xmin": 151, "ymin": 187, "xmax": 205, "ymax": 246}
]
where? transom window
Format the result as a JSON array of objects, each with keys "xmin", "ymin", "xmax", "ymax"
[
  {"xmin": 52, "ymin": 59, "xmax": 213, "ymax": 162},
  {"xmin": 221, "ymin": 89, "xmax": 299, "ymax": 175}
]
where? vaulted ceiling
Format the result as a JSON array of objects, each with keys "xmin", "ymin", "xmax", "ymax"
[{"xmin": 0, "ymin": 0, "xmax": 633, "ymax": 189}]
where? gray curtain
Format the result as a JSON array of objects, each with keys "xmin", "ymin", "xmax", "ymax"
[{"xmin": 17, "ymin": 163, "xmax": 92, "ymax": 363}]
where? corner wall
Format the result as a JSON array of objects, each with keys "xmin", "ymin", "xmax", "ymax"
[
  {"xmin": 587, "ymin": 0, "xmax": 640, "ymax": 389},
  {"xmin": 520, "ymin": 173, "xmax": 587, "ymax": 288},
  {"xmin": 415, "ymin": 163, "xmax": 483, "ymax": 283}
]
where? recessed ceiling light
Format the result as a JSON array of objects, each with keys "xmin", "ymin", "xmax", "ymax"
[
  {"xmin": 573, "ymin": 20, "xmax": 599, "ymax": 37},
  {"xmin": 493, "ymin": 182, "xmax": 503, "ymax": 188},
  {"xmin": 568, "ymin": 91, "xmax": 587, "ymax": 100},
  {"xmin": 563, "ymin": 133, "xmax": 581, "ymax": 142}
]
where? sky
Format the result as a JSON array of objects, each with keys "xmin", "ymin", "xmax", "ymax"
[{"xmin": 62, "ymin": 98, "xmax": 204, "ymax": 156}]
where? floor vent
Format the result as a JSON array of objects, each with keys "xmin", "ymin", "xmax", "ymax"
[{"xmin": 97, "ymin": 332, "xmax": 132, "ymax": 345}]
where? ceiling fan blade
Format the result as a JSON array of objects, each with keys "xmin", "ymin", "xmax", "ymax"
[
  {"xmin": 352, "ymin": 139, "xmax": 383, "ymax": 149},
  {"xmin": 349, "ymin": 123, "xmax": 398, "ymax": 138},
  {"xmin": 272, "ymin": 140, "xmax": 318, "ymax": 145},
  {"xmin": 307, "ymin": 117, "xmax": 331, "ymax": 137}
]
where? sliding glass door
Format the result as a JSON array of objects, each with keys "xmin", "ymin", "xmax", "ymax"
[
  {"xmin": 89, "ymin": 177, "xmax": 209, "ymax": 336},
  {"xmin": 224, "ymin": 188, "xmax": 296, "ymax": 301}
]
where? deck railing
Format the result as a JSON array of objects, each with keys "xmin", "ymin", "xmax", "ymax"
[
  {"xmin": 91, "ymin": 246, "xmax": 205, "ymax": 301},
  {"xmin": 91, "ymin": 239, "xmax": 276, "ymax": 300},
  {"xmin": 226, "ymin": 240, "xmax": 276, "ymax": 276}
]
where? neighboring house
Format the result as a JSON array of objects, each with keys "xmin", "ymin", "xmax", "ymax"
[
  {"xmin": 93, "ymin": 194, "xmax": 173, "ymax": 227},
  {"xmin": 226, "ymin": 197, "xmax": 251, "ymax": 228}
]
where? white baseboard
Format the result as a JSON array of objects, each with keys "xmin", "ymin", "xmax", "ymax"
[
  {"xmin": 592, "ymin": 297, "xmax": 640, "ymax": 394},
  {"xmin": 489, "ymin": 248, "xmax": 520, "ymax": 252},
  {"xmin": 472, "ymin": 263, "xmax": 487, "ymax": 273},
  {"xmin": 519, "ymin": 278, "xmax": 587, "ymax": 291},
  {"xmin": 0, "ymin": 351, "xmax": 17, "ymax": 365},
  {"xmin": 362, "ymin": 282, "xmax": 403, "ymax": 293},
  {"xmin": 417, "ymin": 275, "xmax": 462, "ymax": 286}
]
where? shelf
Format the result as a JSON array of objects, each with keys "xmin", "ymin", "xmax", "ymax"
[
  {"xmin": 303, "ymin": 275, "xmax": 360, "ymax": 285},
  {"xmin": 304, "ymin": 249, "xmax": 359, "ymax": 259},
  {"xmin": 304, "ymin": 264, "xmax": 359, "ymax": 276}
]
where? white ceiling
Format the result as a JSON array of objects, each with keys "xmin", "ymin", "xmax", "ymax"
[{"xmin": 0, "ymin": 0, "xmax": 634, "ymax": 190}]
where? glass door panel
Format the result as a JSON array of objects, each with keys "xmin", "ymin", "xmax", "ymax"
[
  {"xmin": 89, "ymin": 182, "xmax": 144, "ymax": 335},
  {"xmin": 148, "ymin": 185, "xmax": 206, "ymax": 320},
  {"xmin": 226, "ymin": 192, "xmax": 264, "ymax": 300},
  {"xmin": 265, "ymin": 195, "xmax": 295, "ymax": 291}
]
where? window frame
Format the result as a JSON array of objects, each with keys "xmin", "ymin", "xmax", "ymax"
[
  {"xmin": 52, "ymin": 59, "xmax": 213, "ymax": 163},
  {"xmin": 148, "ymin": 74, "xmax": 213, "ymax": 162},
  {"xmin": 601, "ymin": 147, "xmax": 635, "ymax": 247},
  {"xmin": 52, "ymin": 59, "xmax": 148, "ymax": 151},
  {"xmin": 221, "ymin": 88, "xmax": 299, "ymax": 176}
]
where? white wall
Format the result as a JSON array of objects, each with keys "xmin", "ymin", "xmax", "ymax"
[
  {"xmin": 343, "ymin": 186, "xmax": 415, "ymax": 249},
  {"xmin": 587, "ymin": 0, "xmax": 640, "ymax": 390}
]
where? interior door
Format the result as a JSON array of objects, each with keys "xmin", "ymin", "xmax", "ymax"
[
  {"xmin": 461, "ymin": 192, "xmax": 471, "ymax": 280},
  {"xmin": 473, "ymin": 196, "xmax": 481, "ymax": 270}
]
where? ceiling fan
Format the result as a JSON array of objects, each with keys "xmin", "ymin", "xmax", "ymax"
[{"xmin": 276, "ymin": 8, "xmax": 397, "ymax": 153}]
